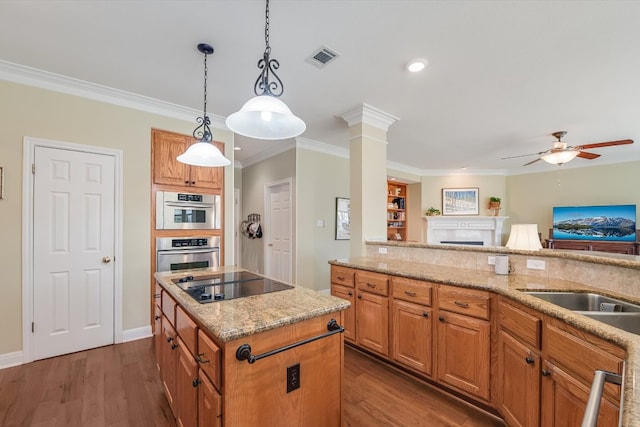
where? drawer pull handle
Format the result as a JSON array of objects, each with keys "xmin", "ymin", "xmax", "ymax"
[
  {"xmin": 541, "ymin": 369, "xmax": 551, "ymax": 377},
  {"xmin": 422, "ymin": 312, "xmax": 429, "ymax": 318},
  {"xmin": 167, "ymin": 337, "xmax": 174, "ymax": 343},
  {"xmin": 366, "ymin": 283, "xmax": 377, "ymax": 288},
  {"xmin": 196, "ymin": 354, "xmax": 210, "ymax": 364},
  {"xmin": 153, "ymin": 293, "xmax": 161, "ymax": 299},
  {"xmin": 192, "ymin": 378, "xmax": 201, "ymax": 387},
  {"xmin": 404, "ymin": 291, "xmax": 417, "ymax": 297},
  {"xmin": 337, "ymin": 276, "xmax": 345, "ymax": 281},
  {"xmin": 454, "ymin": 301, "xmax": 470, "ymax": 308},
  {"xmin": 525, "ymin": 356, "xmax": 534, "ymax": 365},
  {"xmin": 357, "ymin": 295, "xmax": 362, "ymax": 299},
  {"xmin": 171, "ymin": 343, "xmax": 178, "ymax": 350},
  {"xmin": 348, "ymin": 291, "xmax": 353, "ymax": 296},
  {"xmin": 154, "ymin": 315, "xmax": 161, "ymax": 320},
  {"xmin": 438, "ymin": 316, "xmax": 445, "ymax": 322},
  {"xmin": 236, "ymin": 319, "xmax": 344, "ymax": 364}
]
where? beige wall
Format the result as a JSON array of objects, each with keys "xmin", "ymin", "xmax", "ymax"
[
  {"xmin": 296, "ymin": 148, "xmax": 350, "ymax": 291},
  {"xmin": 240, "ymin": 149, "xmax": 296, "ymax": 276},
  {"xmin": 0, "ymin": 80, "xmax": 233, "ymax": 355},
  {"xmin": 506, "ymin": 162, "xmax": 640, "ymax": 241}
]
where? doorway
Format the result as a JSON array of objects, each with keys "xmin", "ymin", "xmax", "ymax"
[
  {"xmin": 22, "ymin": 137, "xmax": 123, "ymax": 362},
  {"xmin": 263, "ymin": 178, "xmax": 293, "ymax": 283}
]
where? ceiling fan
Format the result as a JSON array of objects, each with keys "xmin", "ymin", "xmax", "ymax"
[{"xmin": 502, "ymin": 131, "xmax": 634, "ymax": 166}]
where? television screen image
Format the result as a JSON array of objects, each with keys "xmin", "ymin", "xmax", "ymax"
[{"xmin": 552, "ymin": 205, "xmax": 636, "ymax": 242}]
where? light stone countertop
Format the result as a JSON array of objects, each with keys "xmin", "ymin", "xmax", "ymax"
[
  {"xmin": 329, "ymin": 256, "xmax": 640, "ymax": 426},
  {"xmin": 155, "ymin": 266, "xmax": 350, "ymax": 343}
]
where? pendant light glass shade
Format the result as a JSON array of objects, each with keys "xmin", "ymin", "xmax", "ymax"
[
  {"xmin": 540, "ymin": 150, "xmax": 579, "ymax": 165},
  {"xmin": 225, "ymin": 95, "xmax": 306, "ymax": 140},
  {"xmin": 177, "ymin": 142, "xmax": 231, "ymax": 167}
]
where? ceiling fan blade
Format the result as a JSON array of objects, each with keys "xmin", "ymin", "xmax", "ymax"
[
  {"xmin": 501, "ymin": 151, "xmax": 544, "ymax": 160},
  {"xmin": 576, "ymin": 139, "xmax": 634, "ymax": 150},
  {"xmin": 576, "ymin": 151, "xmax": 601, "ymax": 160},
  {"xmin": 523, "ymin": 157, "xmax": 542, "ymax": 166}
]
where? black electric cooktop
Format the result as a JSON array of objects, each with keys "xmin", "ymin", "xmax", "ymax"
[{"xmin": 171, "ymin": 271, "xmax": 294, "ymax": 303}]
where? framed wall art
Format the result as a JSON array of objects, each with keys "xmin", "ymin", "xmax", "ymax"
[
  {"xmin": 335, "ymin": 197, "xmax": 350, "ymax": 240},
  {"xmin": 442, "ymin": 187, "xmax": 479, "ymax": 216}
]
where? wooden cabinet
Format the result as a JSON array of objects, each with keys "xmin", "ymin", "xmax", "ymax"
[
  {"xmin": 330, "ymin": 266, "xmax": 356, "ymax": 342},
  {"xmin": 391, "ymin": 277, "xmax": 434, "ymax": 376},
  {"xmin": 436, "ymin": 285, "xmax": 491, "ymax": 401},
  {"xmin": 152, "ymin": 128, "xmax": 224, "ymax": 190},
  {"xmin": 176, "ymin": 338, "xmax": 198, "ymax": 427},
  {"xmin": 541, "ymin": 317, "xmax": 624, "ymax": 425},
  {"xmin": 355, "ymin": 270, "xmax": 389, "ymax": 357},
  {"xmin": 198, "ymin": 370, "xmax": 222, "ymax": 427},
  {"xmin": 160, "ymin": 315, "xmax": 179, "ymax": 412},
  {"xmin": 495, "ymin": 298, "xmax": 542, "ymax": 427},
  {"xmin": 387, "ymin": 181, "xmax": 408, "ymax": 241}
]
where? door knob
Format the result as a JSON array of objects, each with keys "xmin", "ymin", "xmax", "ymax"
[{"xmin": 102, "ymin": 256, "xmax": 111, "ymax": 263}]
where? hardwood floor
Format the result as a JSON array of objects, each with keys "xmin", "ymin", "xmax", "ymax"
[
  {"xmin": 344, "ymin": 346, "xmax": 504, "ymax": 427},
  {"xmin": 0, "ymin": 338, "xmax": 504, "ymax": 427}
]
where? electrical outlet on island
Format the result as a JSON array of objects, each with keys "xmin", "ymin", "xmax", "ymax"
[{"xmin": 527, "ymin": 259, "xmax": 546, "ymax": 270}]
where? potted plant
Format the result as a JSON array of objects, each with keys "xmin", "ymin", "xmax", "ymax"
[
  {"xmin": 426, "ymin": 207, "xmax": 441, "ymax": 216},
  {"xmin": 488, "ymin": 197, "xmax": 501, "ymax": 209}
]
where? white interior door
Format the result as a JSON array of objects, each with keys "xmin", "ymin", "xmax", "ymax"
[
  {"xmin": 264, "ymin": 180, "xmax": 292, "ymax": 283},
  {"xmin": 32, "ymin": 146, "xmax": 115, "ymax": 360}
]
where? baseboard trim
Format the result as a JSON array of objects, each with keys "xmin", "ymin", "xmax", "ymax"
[
  {"xmin": 122, "ymin": 325, "xmax": 153, "ymax": 342},
  {"xmin": 0, "ymin": 351, "xmax": 22, "ymax": 370},
  {"xmin": 0, "ymin": 325, "xmax": 153, "ymax": 370}
]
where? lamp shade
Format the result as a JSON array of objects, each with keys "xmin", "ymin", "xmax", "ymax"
[
  {"xmin": 505, "ymin": 224, "xmax": 542, "ymax": 250},
  {"xmin": 177, "ymin": 142, "xmax": 231, "ymax": 167},
  {"xmin": 225, "ymin": 95, "xmax": 306, "ymax": 140},
  {"xmin": 540, "ymin": 150, "xmax": 579, "ymax": 165}
]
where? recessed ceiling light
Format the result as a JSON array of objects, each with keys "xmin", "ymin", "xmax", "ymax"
[
  {"xmin": 234, "ymin": 146, "xmax": 242, "ymax": 151},
  {"xmin": 406, "ymin": 58, "xmax": 428, "ymax": 73}
]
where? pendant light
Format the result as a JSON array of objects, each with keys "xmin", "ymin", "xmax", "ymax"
[
  {"xmin": 225, "ymin": 0, "xmax": 306, "ymax": 140},
  {"xmin": 177, "ymin": 43, "xmax": 231, "ymax": 167}
]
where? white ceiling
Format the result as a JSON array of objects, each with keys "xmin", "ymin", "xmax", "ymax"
[{"xmin": 2, "ymin": 0, "xmax": 640, "ymax": 173}]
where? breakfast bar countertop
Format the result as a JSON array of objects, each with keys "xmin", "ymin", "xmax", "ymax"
[
  {"xmin": 329, "ymin": 256, "xmax": 640, "ymax": 426},
  {"xmin": 155, "ymin": 266, "xmax": 350, "ymax": 343}
]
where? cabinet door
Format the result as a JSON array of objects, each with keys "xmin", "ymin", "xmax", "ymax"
[
  {"xmin": 541, "ymin": 361, "xmax": 620, "ymax": 427},
  {"xmin": 391, "ymin": 300, "xmax": 433, "ymax": 376},
  {"xmin": 496, "ymin": 329, "xmax": 540, "ymax": 427},
  {"xmin": 176, "ymin": 338, "xmax": 198, "ymax": 427},
  {"xmin": 161, "ymin": 315, "xmax": 178, "ymax": 412},
  {"xmin": 436, "ymin": 311, "xmax": 490, "ymax": 401},
  {"xmin": 154, "ymin": 304, "xmax": 162, "ymax": 370},
  {"xmin": 190, "ymin": 140, "xmax": 224, "ymax": 189},
  {"xmin": 356, "ymin": 291, "xmax": 389, "ymax": 357},
  {"xmin": 198, "ymin": 370, "xmax": 222, "ymax": 427},
  {"xmin": 152, "ymin": 130, "xmax": 191, "ymax": 187},
  {"xmin": 331, "ymin": 284, "xmax": 356, "ymax": 342}
]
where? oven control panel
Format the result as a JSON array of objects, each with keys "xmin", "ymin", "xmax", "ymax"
[
  {"xmin": 171, "ymin": 238, "xmax": 210, "ymax": 248},
  {"xmin": 156, "ymin": 236, "xmax": 221, "ymax": 251}
]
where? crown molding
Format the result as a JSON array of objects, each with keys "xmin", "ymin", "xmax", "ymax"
[
  {"xmin": 240, "ymin": 139, "xmax": 297, "ymax": 168},
  {"xmin": 0, "ymin": 60, "xmax": 228, "ymax": 129},
  {"xmin": 296, "ymin": 137, "xmax": 349, "ymax": 159},
  {"xmin": 339, "ymin": 102, "xmax": 399, "ymax": 130}
]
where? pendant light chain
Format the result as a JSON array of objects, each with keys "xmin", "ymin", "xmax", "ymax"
[
  {"xmin": 203, "ymin": 51, "xmax": 208, "ymax": 119},
  {"xmin": 254, "ymin": 0, "xmax": 283, "ymax": 97},
  {"xmin": 193, "ymin": 44, "xmax": 213, "ymax": 142}
]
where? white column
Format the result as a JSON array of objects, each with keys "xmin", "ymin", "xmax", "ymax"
[{"xmin": 340, "ymin": 103, "xmax": 398, "ymax": 256}]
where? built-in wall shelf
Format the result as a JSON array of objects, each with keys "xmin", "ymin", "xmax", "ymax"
[
  {"xmin": 423, "ymin": 216, "xmax": 508, "ymax": 246},
  {"xmin": 387, "ymin": 181, "xmax": 408, "ymax": 241}
]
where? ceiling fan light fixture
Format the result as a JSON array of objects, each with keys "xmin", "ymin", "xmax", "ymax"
[
  {"xmin": 540, "ymin": 149, "xmax": 579, "ymax": 165},
  {"xmin": 225, "ymin": 0, "xmax": 305, "ymax": 140},
  {"xmin": 178, "ymin": 43, "xmax": 231, "ymax": 167}
]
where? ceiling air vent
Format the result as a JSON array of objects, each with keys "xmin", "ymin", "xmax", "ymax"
[{"xmin": 305, "ymin": 46, "xmax": 340, "ymax": 68}]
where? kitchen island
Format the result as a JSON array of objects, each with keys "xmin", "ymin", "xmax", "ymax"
[
  {"xmin": 330, "ymin": 241, "xmax": 640, "ymax": 426},
  {"xmin": 154, "ymin": 266, "xmax": 349, "ymax": 427}
]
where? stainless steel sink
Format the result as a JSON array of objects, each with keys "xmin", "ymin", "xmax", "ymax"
[
  {"xmin": 523, "ymin": 291, "xmax": 640, "ymax": 334},
  {"xmin": 524, "ymin": 292, "xmax": 640, "ymax": 312}
]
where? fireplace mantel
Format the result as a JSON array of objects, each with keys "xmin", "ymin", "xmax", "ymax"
[{"xmin": 423, "ymin": 216, "xmax": 508, "ymax": 246}]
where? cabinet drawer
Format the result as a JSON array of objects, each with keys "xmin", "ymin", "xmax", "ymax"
[
  {"xmin": 392, "ymin": 277, "xmax": 433, "ymax": 306},
  {"xmin": 498, "ymin": 299, "xmax": 541, "ymax": 350},
  {"xmin": 176, "ymin": 305, "xmax": 198, "ymax": 357},
  {"xmin": 356, "ymin": 270, "xmax": 389, "ymax": 296},
  {"xmin": 161, "ymin": 289, "xmax": 177, "ymax": 326},
  {"xmin": 197, "ymin": 330, "xmax": 222, "ymax": 391},
  {"xmin": 331, "ymin": 266, "xmax": 355, "ymax": 288},
  {"xmin": 544, "ymin": 317, "xmax": 624, "ymax": 402},
  {"xmin": 438, "ymin": 286, "xmax": 490, "ymax": 320}
]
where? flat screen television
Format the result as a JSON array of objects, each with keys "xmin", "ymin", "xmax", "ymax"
[{"xmin": 552, "ymin": 204, "xmax": 636, "ymax": 241}]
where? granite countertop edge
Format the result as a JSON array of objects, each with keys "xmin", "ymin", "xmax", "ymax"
[
  {"xmin": 155, "ymin": 267, "xmax": 350, "ymax": 344},
  {"xmin": 329, "ymin": 257, "xmax": 640, "ymax": 425}
]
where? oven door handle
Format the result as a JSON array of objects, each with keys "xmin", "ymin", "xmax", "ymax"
[
  {"xmin": 164, "ymin": 202, "xmax": 215, "ymax": 209},
  {"xmin": 158, "ymin": 248, "xmax": 219, "ymax": 255}
]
